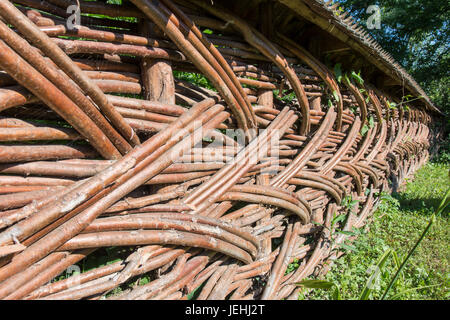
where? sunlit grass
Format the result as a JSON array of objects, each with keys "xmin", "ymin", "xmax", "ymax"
[{"xmin": 299, "ymin": 162, "xmax": 449, "ymax": 300}]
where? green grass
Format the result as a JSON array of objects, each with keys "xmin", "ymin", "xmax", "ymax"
[
  {"xmin": 173, "ymin": 71, "xmax": 216, "ymax": 91},
  {"xmin": 298, "ymin": 162, "xmax": 449, "ymax": 300}
]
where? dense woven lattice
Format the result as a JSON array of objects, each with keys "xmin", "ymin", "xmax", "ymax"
[{"xmin": 0, "ymin": 0, "xmax": 440, "ymax": 300}]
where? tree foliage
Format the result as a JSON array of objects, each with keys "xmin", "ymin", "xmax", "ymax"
[{"xmin": 337, "ymin": 0, "xmax": 449, "ymax": 115}]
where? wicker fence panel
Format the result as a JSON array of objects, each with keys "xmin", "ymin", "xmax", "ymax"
[{"xmin": 0, "ymin": 0, "xmax": 438, "ymax": 300}]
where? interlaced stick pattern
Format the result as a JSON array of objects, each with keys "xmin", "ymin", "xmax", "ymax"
[{"xmin": 0, "ymin": 0, "xmax": 441, "ymax": 300}]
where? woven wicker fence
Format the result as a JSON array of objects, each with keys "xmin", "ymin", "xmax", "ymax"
[{"xmin": 0, "ymin": 0, "xmax": 440, "ymax": 300}]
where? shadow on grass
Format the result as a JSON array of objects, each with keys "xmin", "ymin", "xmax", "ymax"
[{"xmin": 391, "ymin": 192, "xmax": 448, "ymax": 217}]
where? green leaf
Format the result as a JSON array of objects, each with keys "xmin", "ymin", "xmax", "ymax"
[
  {"xmin": 344, "ymin": 73, "xmax": 350, "ymax": 85},
  {"xmin": 351, "ymin": 71, "xmax": 364, "ymax": 85},
  {"xmin": 332, "ymin": 90, "xmax": 340, "ymax": 102},
  {"xmin": 387, "ymin": 101, "xmax": 397, "ymax": 109},
  {"xmin": 336, "ymin": 230, "xmax": 357, "ymax": 236},
  {"xmin": 332, "ymin": 285, "xmax": 341, "ymax": 300},
  {"xmin": 391, "ymin": 250, "xmax": 404, "ymax": 284},
  {"xmin": 403, "ymin": 94, "xmax": 413, "ymax": 100},
  {"xmin": 296, "ymin": 280, "xmax": 336, "ymax": 289},
  {"xmin": 187, "ymin": 284, "xmax": 204, "ymax": 300},
  {"xmin": 332, "ymin": 213, "xmax": 346, "ymax": 225},
  {"xmin": 361, "ymin": 124, "xmax": 369, "ymax": 136},
  {"xmin": 392, "ymin": 250, "xmax": 401, "ymax": 269},
  {"xmin": 436, "ymin": 187, "xmax": 450, "ymax": 215},
  {"xmin": 349, "ymin": 200, "xmax": 359, "ymax": 208}
]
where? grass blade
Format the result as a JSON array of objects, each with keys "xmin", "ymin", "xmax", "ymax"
[
  {"xmin": 382, "ymin": 188, "xmax": 449, "ymax": 299},
  {"xmin": 295, "ymin": 279, "xmax": 335, "ymax": 289},
  {"xmin": 388, "ymin": 284, "xmax": 442, "ymax": 300},
  {"xmin": 436, "ymin": 187, "xmax": 450, "ymax": 215},
  {"xmin": 380, "ymin": 215, "xmax": 435, "ymax": 299},
  {"xmin": 359, "ymin": 248, "xmax": 392, "ymax": 300}
]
